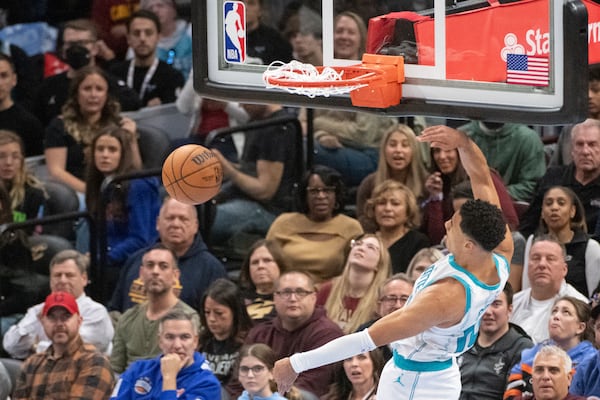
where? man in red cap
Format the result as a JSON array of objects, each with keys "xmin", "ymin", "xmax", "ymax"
[{"xmin": 12, "ymin": 292, "xmax": 115, "ymax": 399}]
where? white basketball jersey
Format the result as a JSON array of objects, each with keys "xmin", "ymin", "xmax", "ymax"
[{"xmin": 391, "ymin": 253, "xmax": 510, "ymax": 367}]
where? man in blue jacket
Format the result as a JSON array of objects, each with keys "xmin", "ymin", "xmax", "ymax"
[{"xmin": 110, "ymin": 309, "xmax": 220, "ymax": 399}]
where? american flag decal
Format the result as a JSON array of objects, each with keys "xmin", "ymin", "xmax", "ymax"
[{"xmin": 506, "ymin": 54, "xmax": 549, "ymax": 86}]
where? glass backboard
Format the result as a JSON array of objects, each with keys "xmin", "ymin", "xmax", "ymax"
[{"xmin": 192, "ymin": 0, "xmax": 594, "ymax": 124}]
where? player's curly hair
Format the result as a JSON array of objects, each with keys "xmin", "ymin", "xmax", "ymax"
[{"xmin": 459, "ymin": 199, "xmax": 506, "ymax": 252}]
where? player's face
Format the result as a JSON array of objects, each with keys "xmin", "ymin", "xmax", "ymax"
[
  {"xmin": 0, "ymin": 60, "xmax": 16, "ymax": 104},
  {"xmin": 158, "ymin": 319, "xmax": 198, "ymax": 367},
  {"xmin": 571, "ymin": 126, "xmax": 600, "ymax": 173},
  {"xmin": 0, "ymin": 141, "xmax": 23, "ymax": 181},
  {"xmin": 41, "ymin": 307, "xmax": 82, "ymax": 346},
  {"xmin": 305, "ymin": 174, "xmax": 336, "ymax": 222},
  {"xmin": 377, "ymin": 279, "xmax": 413, "ymax": 317},
  {"xmin": 384, "ymin": 131, "xmax": 413, "ymax": 173},
  {"xmin": 374, "ymin": 189, "xmax": 409, "ymax": 230},
  {"xmin": 50, "ymin": 260, "xmax": 88, "ymax": 298},
  {"xmin": 444, "ymin": 210, "xmax": 468, "ymax": 254},
  {"xmin": 433, "ymin": 148, "xmax": 459, "ymax": 175},
  {"xmin": 531, "ymin": 354, "xmax": 571, "ymax": 400},
  {"xmin": 347, "ymin": 237, "xmax": 381, "ymax": 290},
  {"xmin": 274, "ymin": 273, "xmax": 316, "ymax": 325},
  {"xmin": 480, "ymin": 292, "xmax": 511, "ymax": 336},
  {"xmin": 238, "ymin": 355, "xmax": 273, "ymax": 397},
  {"xmin": 139, "ymin": 249, "xmax": 179, "ymax": 295},
  {"xmin": 334, "ymin": 15, "xmax": 362, "ymax": 60},
  {"xmin": 343, "ymin": 352, "xmax": 375, "ymax": 388},
  {"xmin": 77, "ymin": 73, "xmax": 108, "ymax": 117},
  {"xmin": 589, "ymin": 80, "xmax": 600, "ymax": 118},
  {"xmin": 203, "ymin": 296, "xmax": 234, "ymax": 341},
  {"xmin": 128, "ymin": 17, "xmax": 159, "ymax": 59},
  {"xmin": 94, "ymin": 135, "xmax": 122, "ymax": 175},
  {"xmin": 156, "ymin": 199, "xmax": 199, "ymax": 247},
  {"xmin": 249, "ymin": 246, "xmax": 280, "ymax": 294},
  {"xmin": 548, "ymin": 299, "xmax": 585, "ymax": 345},
  {"xmin": 541, "ymin": 188, "xmax": 575, "ymax": 233},
  {"xmin": 527, "ymin": 241, "xmax": 567, "ymax": 291}
]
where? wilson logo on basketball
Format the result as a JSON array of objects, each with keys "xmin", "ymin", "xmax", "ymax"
[{"xmin": 191, "ymin": 151, "xmax": 216, "ymax": 165}]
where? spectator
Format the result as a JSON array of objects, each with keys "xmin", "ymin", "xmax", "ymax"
[
  {"xmin": 110, "ymin": 244, "xmax": 199, "ymax": 373},
  {"xmin": 322, "ymin": 349, "xmax": 385, "ymax": 400},
  {"xmin": 458, "ymin": 282, "xmax": 534, "ymax": 400},
  {"xmin": 0, "ymin": 361, "xmax": 10, "ymax": 400},
  {"xmin": 459, "ymin": 121, "xmax": 546, "ymax": 202},
  {"xmin": 267, "ymin": 165, "xmax": 363, "ymax": 283},
  {"xmin": 505, "ymin": 297, "xmax": 594, "ymax": 400},
  {"xmin": 521, "ymin": 186, "xmax": 600, "ymax": 297},
  {"xmin": 35, "ymin": 18, "xmax": 140, "ymax": 126},
  {"xmin": 520, "ymin": 119, "xmax": 600, "ymax": 241},
  {"xmin": 519, "ymin": 345, "xmax": 587, "ymax": 400},
  {"xmin": 109, "ymin": 10, "xmax": 184, "ymax": 107},
  {"xmin": 140, "ymin": 0, "xmax": 193, "ymax": 79},
  {"xmin": 570, "ymin": 306, "xmax": 600, "ymax": 397},
  {"xmin": 364, "ymin": 179, "xmax": 430, "ymax": 273},
  {"xmin": 199, "ymin": 279, "xmax": 253, "ymax": 397},
  {"xmin": 239, "ymin": 239, "xmax": 288, "ymax": 323},
  {"xmin": 0, "ymin": 130, "xmax": 46, "ymax": 224},
  {"xmin": 356, "ymin": 124, "xmax": 428, "ymax": 231},
  {"xmin": 334, "ymin": 11, "xmax": 367, "ymax": 60},
  {"xmin": 110, "ymin": 196, "xmax": 226, "ymax": 312},
  {"xmin": 0, "ymin": 54, "xmax": 44, "ymax": 156},
  {"xmin": 210, "ymin": 104, "xmax": 299, "ymax": 253},
  {"xmin": 83, "ymin": 126, "xmax": 160, "ymax": 294},
  {"xmin": 110, "ymin": 309, "xmax": 221, "ymax": 399},
  {"xmin": 511, "ymin": 236, "xmax": 588, "ymax": 344},
  {"xmin": 91, "ymin": 0, "xmax": 140, "ymax": 61},
  {"xmin": 282, "ymin": 5, "xmax": 323, "ymax": 66},
  {"xmin": 422, "ymin": 144, "xmax": 519, "ymax": 245},
  {"xmin": 237, "ymin": 343, "xmax": 301, "ymax": 400},
  {"xmin": 232, "ymin": 270, "xmax": 344, "ymax": 399},
  {"xmin": 356, "ymin": 273, "xmax": 414, "ymax": 361},
  {"xmin": 317, "ymin": 234, "xmax": 392, "ymax": 333},
  {"xmin": 549, "ymin": 66, "xmax": 600, "ymax": 167},
  {"xmin": 175, "ymin": 71, "xmax": 248, "ymax": 163},
  {"xmin": 3, "ymin": 250, "xmax": 114, "ymax": 359},
  {"xmin": 44, "ymin": 65, "xmax": 141, "ymax": 198},
  {"xmin": 242, "ymin": 0, "xmax": 293, "ymax": 65},
  {"xmin": 406, "ymin": 247, "xmax": 444, "ymax": 281},
  {"xmin": 312, "ymin": 111, "xmax": 398, "ymax": 187},
  {"xmin": 12, "ymin": 292, "xmax": 115, "ymax": 399}
]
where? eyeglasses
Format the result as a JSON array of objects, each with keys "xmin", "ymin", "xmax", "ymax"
[
  {"xmin": 274, "ymin": 288, "xmax": 314, "ymax": 299},
  {"xmin": 379, "ymin": 295, "xmax": 409, "ymax": 305},
  {"xmin": 350, "ymin": 239, "xmax": 381, "ymax": 254},
  {"xmin": 239, "ymin": 365, "xmax": 266, "ymax": 375},
  {"xmin": 307, "ymin": 186, "xmax": 336, "ymax": 196}
]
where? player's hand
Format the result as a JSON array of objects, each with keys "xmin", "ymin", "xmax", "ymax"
[
  {"xmin": 425, "ymin": 172, "xmax": 443, "ymax": 197},
  {"xmin": 273, "ymin": 357, "xmax": 298, "ymax": 395},
  {"xmin": 419, "ymin": 125, "xmax": 470, "ymax": 150}
]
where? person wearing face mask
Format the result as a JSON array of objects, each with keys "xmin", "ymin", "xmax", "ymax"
[{"xmin": 34, "ymin": 18, "xmax": 141, "ymax": 127}]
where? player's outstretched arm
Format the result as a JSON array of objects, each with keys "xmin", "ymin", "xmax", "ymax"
[{"xmin": 418, "ymin": 125, "xmax": 513, "ymax": 260}]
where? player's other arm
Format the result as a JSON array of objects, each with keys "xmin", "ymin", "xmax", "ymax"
[{"xmin": 419, "ymin": 125, "xmax": 513, "ymax": 260}]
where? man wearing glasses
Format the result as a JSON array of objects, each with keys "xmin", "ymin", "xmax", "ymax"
[
  {"xmin": 110, "ymin": 309, "xmax": 220, "ymax": 399},
  {"xmin": 229, "ymin": 270, "xmax": 343, "ymax": 399}
]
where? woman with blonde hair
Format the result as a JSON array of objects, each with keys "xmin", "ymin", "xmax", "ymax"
[
  {"xmin": 364, "ymin": 180, "xmax": 430, "ymax": 273},
  {"xmin": 356, "ymin": 124, "xmax": 428, "ymax": 231},
  {"xmin": 317, "ymin": 233, "xmax": 391, "ymax": 333},
  {"xmin": 0, "ymin": 130, "xmax": 45, "ymax": 224}
]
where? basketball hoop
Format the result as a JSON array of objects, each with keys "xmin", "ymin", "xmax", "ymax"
[{"xmin": 263, "ymin": 54, "xmax": 406, "ymax": 108}]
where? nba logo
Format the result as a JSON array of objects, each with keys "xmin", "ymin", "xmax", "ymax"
[{"xmin": 223, "ymin": 1, "xmax": 246, "ymax": 63}]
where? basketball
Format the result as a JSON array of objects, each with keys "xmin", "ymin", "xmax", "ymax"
[{"xmin": 161, "ymin": 145, "xmax": 223, "ymax": 205}]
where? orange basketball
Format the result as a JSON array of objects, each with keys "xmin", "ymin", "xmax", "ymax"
[{"xmin": 161, "ymin": 145, "xmax": 223, "ymax": 205}]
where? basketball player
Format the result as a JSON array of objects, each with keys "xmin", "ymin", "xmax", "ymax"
[{"xmin": 273, "ymin": 125, "xmax": 514, "ymax": 400}]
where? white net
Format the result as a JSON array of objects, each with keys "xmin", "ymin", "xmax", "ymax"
[{"xmin": 262, "ymin": 60, "xmax": 370, "ymax": 98}]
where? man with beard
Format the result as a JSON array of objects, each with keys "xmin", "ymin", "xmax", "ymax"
[
  {"xmin": 458, "ymin": 282, "xmax": 534, "ymax": 400},
  {"xmin": 109, "ymin": 9, "xmax": 184, "ymax": 107},
  {"xmin": 110, "ymin": 244, "xmax": 199, "ymax": 373},
  {"xmin": 12, "ymin": 292, "xmax": 114, "ymax": 399}
]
